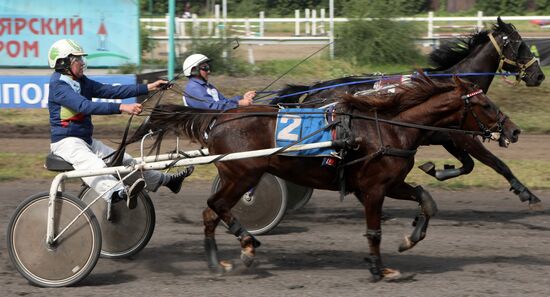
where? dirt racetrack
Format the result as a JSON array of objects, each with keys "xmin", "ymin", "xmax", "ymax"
[{"xmin": 1, "ymin": 176, "xmax": 550, "ymax": 296}]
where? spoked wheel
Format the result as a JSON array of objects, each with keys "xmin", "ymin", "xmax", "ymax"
[
  {"xmin": 284, "ymin": 180, "xmax": 313, "ymax": 211},
  {"xmin": 211, "ymin": 173, "xmax": 287, "ymax": 235},
  {"xmin": 7, "ymin": 192, "xmax": 101, "ymax": 287},
  {"xmin": 80, "ymin": 187, "xmax": 155, "ymax": 259}
]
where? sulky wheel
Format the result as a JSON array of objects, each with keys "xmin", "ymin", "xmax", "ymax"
[
  {"xmin": 283, "ymin": 180, "xmax": 313, "ymax": 211},
  {"xmin": 211, "ymin": 173, "xmax": 287, "ymax": 235},
  {"xmin": 7, "ymin": 192, "xmax": 101, "ymax": 287},
  {"xmin": 80, "ymin": 187, "xmax": 155, "ymax": 259}
]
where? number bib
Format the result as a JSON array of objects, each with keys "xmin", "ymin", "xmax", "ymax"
[{"xmin": 275, "ymin": 108, "xmax": 336, "ymax": 156}]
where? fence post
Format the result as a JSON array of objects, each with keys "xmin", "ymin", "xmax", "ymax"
[
  {"xmin": 312, "ymin": 9, "xmax": 317, "ymax": 36},
  {"xmin": 427, "ymin": 11, "xmax": 434, "ymax": 38},
  {"xmin": 214, "ymin": 4, "xmax": 220, "ymax": 37},
  {"xmin": 477, "ymin": 10, "xmax": 483, "ymax": 31},
  {"xmin": 259, "ymin": 11, "xmax": 265, "ymax": 37},
  {"xmin": 305, "ymin": 9, "xmax": 310, "ymax": 36},
  {"xmin": 329, "ymin": 0, "xmax": 334, "ymax": 59},
  {"xmin": 295, "ymin": 10, "xmax": 300, "ymax": 36},
  {"xmin": 319, "ymin": 8, "xmax": 326, "ymax": 35},
  {"xmin": 245, "ymin": 18, "xmax": 251, "ymax": 36},
  {"xmin": 192, "ymin": 13, "xmax": 199, "ymax": 36}
]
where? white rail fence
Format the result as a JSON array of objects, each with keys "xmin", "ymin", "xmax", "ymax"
[{"xmin": 141, "ymin": 10, "xmax": 550, "ymax": 63}]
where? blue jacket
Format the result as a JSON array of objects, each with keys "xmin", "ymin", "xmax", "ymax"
[
  {"xmin": 183, "ymin": 77, "xmax": 241, "ymax": 110},
  {"xmin": 48, "ymin": 72, "xmax": 148, "ymax": 144}
]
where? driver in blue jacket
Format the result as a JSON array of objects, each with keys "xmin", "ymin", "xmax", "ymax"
[
  {"xmin": 182, "ymin": 53, "xmax": 255, "ymax": 110},
  {"xmin": 47, "ymin": 39, "xmax": 193, "ymax": 209}
]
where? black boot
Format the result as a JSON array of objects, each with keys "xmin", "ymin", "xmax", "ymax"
[{"xmin": 165, "ymin": 166, "xmax": 194, "ymax": 194}]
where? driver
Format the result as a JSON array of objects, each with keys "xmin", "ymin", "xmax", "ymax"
[
  {"xmin": 181, "ymin": 53, "xmax": 256, "ymax": 110},
  {"xmin": 47, "ymin": 39, "xmax": 194, "ymax": 209}
]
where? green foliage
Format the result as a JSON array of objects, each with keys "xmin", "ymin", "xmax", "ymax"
[
  {"xmin": 180, "ymin": 39, "xmax": 253, "ymax": 76},
  {"xmin": 475, "ymin": 0, "xmax": 528, "ymax": 16},
  {"xmin": 535, "ymin": 0, "xmax": 550, "ymax": 14},
  {"xmin": 335, "ymin": 19, "xmax": 425, "ymax": 66},
  {"xmin": 140, "ymin": 23, "xmax": 155, "ymax": 55},
  {"xmin": 343, "ymin": 0, "xmax": 428, "ymax": 17}
]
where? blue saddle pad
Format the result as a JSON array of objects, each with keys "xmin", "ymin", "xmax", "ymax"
[{"xmin": 275, "ymin": 108, "xmax": 336, "ymax": 156}]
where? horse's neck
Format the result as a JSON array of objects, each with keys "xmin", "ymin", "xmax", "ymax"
[
  {"xmin": 447, "ymin": 42, "xmax": 500, "ymax": 93},
  {"xmin": 394, "ymin": 95, "xmax": 462, "ymax": 146}
]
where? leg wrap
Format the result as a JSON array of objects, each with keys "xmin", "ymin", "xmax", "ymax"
[
  {"xmin": 204, "ymin": 237, "xmax": 220, "ymax": 270},
  {"xmin": 227, "ymin": 219, "xmax": 261, "ymax": 248},
  {"xmin": 364, "ymin": 255, "xmax": 383, "ymax": 281},
  {"xmin": 366, "ymin": 229, "xmax": 382, "ymax": 243},
  {"xmin": 414, "ymin": 185, "xmax": 438, "ymax": 217}
]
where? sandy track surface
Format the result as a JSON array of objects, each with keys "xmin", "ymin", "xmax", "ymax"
[{"xmin": 1, "ymin": 179, "xmax": 549, "ymax": 297}]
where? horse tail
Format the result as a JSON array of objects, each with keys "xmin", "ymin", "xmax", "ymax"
[{"xmin": 127, "ymin": 104, "xmax": 219, "ymax": 148}]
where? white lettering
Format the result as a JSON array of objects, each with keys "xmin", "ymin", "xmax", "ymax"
[
  {"xmin": 21, "ymin": 83, "xmax": 42, "ymax": 104},
  {"xmin": 2, "ymin": 83, "xmax": 20, "ymax": 104},
  {"xmin": 42, "ymin": 83, "xmax": 49, "ymax": 108}
]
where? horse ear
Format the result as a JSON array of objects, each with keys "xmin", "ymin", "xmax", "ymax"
[
  {"xmin": 497, "ymin": 16, "xmax": 504, "ymax": 26},
  {"xmin": 453, "ymin": 75, "xmax": 464, "ymax": 89}
]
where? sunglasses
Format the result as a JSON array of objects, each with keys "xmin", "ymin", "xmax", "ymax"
[{"xmin": 199, "ymin": 64, "xmax": 211, "ymax": 72}]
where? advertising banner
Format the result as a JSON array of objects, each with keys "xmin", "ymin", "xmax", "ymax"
[
  {"xmin": 0, "ymin": 0, "xmax": 140, "ymax": 67},
  {"xmin": 0, "ymin": 75, "xmax": 138, "ymax": 108}
]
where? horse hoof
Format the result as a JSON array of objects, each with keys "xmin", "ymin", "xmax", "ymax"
[
  {"xmin": 219, "ymin": 260, "xmax": 234, "ymax": 272},
  {"xmin": 241, "ymin": 251, "xmax": 256, "ymax": 267},
  {"xmin": 418, "ymin": 162, "xmax": 436, "ymax": 176},
  {"xmin": 382, "ymin": 268, "xmax": 401, "ymax": 280},
  {"xmin": 529, "ymin": 202, "xmax": 544, "ymax": 211},
  {"xmin": 398, "ymin": 236, "xmax": 417, "ymax": 252}
]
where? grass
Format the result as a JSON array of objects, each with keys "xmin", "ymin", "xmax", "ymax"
[
  {"xmin": 0, "ymin": 152, "xmax": 219, "ymax": 182},
  {"xmin": 407, "ymin": 159, "xmax": 550, "ymax": 190}
]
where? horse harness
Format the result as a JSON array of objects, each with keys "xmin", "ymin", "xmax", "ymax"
[{"xmin": 488, "ymin": 32, "xmax": 538, "ymax": 82}]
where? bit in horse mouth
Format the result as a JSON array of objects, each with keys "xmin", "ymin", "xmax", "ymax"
[{"xmin": 499, "ymin": 136, "xmax": 511, "ymax": 148}]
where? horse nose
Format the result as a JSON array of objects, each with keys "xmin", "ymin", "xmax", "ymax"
[{"xmin": 511, "ymin": 128, "xmax": 521, "ymax": 143}]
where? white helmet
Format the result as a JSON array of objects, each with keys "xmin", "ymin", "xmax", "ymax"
[
  {"xmin": 48, "ymin": 39, "xmax": 87, "ymax": 69},
  {"xmin": 183, "ymin": 53, "xmax": 210, "ymax": 77}
]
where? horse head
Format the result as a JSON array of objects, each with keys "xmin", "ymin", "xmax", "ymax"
[
  {"xmin": 452, "ymin": 76, "xmax": 520, "ymax": 147},
  {"xmin": 493, "ymin": 16, "xmax": 545, "ymax": 86}
]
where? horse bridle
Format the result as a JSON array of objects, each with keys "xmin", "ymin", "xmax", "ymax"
[
  {"xmin": 459, "ymin": 89, "xmax": 506, "ymax": 140},
  {"xmin": 488, "ymin": 31, "xmax": 538, "ymax": 81}
]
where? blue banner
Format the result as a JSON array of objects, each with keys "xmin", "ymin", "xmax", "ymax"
[
  {"xmin": 0, "ymin": 75, "xmax": 138, "ymax": 108},
  {"xmin": 0, "ymin": 0, "xmax": 140, "ymax": 67}
]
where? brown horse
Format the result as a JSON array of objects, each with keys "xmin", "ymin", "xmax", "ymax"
[{"xmin": 139, "ymin": 74, "xmax": 518, "ymax": 281}]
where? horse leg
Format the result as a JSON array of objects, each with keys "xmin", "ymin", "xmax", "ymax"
[
  {"xmin": 458, "ymin": 136, "xmax": 543, "ymax": 210},
  {"xmin": 387, "ymin": 182, "xmax": 437, "ymax": 252},
  {"xmin": 204, "ymin": 172, "xmax": 263, "ymax": 272},
  {"xmin": 418, "ymin": 140, "xmax": 475, "ymax": 181},
  {"xmin": 202, "ymin": 207, "xmax": 229, "ymax": 273},
  {"xmin": 357, "ymin": 187, "xmax": 401, "ymax": 282}
]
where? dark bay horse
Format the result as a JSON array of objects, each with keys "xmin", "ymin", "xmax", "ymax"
[
  {"xmin": 141, "ymin": 74, "xmax": 518, "ymax": 281},
  {"xmin": 271, "ymin": 17, "xmax": 544, "ymax": 209}
]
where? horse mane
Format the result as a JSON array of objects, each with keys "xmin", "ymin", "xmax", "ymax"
[
  {"xmin": 340, "ymin": 72, "xmax": 457, "ymax": 114},
  {"xmin": 428, "ymin": 19, "xmax": 515, "ymax": 70}
]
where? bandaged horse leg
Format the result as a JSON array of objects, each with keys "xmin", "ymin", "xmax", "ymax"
[
  {"xmin": 510, "ymin": 178, "xmax": 542, "ymax": 210},
  {"xmin": 387, "ymin": 183, "xmax": 437, "ymax": 252},
  {"xmin": 418, "ymin": 143, "xmax": 475, "ymax": 181},
  {"xmin": 359, "ymin": 187, "xmax": 401, "ymax": 282},
  {"xmin": 202, "ymin": 207, "xmax": 229, "ymax": 273},
  {"xmin": 227, "ymin": 218, "xmax": 261, "ymax": 267}
]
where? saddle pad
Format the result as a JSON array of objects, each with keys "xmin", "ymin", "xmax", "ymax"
[{"xmin": 275, "ymin": 108, "xmax": 336, "ymax": 157}]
